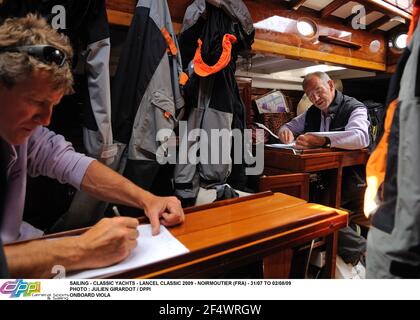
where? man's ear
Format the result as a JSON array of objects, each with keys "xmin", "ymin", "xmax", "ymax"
[{"xmin": 328, "ymin": 80, "xmax": 335, "ymax": 91}]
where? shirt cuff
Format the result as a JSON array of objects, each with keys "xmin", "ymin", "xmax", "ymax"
[
  {"xmin": 327, "ymin": 135, "xmax": 338, "ymax": 148},
  {"xmin": 69, "ymin": 156, "xmax": 96, "ymax": 190}
]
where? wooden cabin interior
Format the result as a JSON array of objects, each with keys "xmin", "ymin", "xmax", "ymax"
[
  {"xmin": 1, "ymin": 0, "xmax": 414, "ymax": 280},
  {"xmin": 103, "ymin": 0, "xmax": 412, "ymax": 278},
  {"xmin": 106, "ymin": 0, "xmax": 409, "ymax": 130}
]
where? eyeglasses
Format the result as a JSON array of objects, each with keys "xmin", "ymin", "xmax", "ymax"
[
  {"xmin": 0, "ymin": 45, "xmax": 67, "ymax": 67},
  {"xmin": 307, "ymin": 87, "xmax": 326, "ymax": 101}
]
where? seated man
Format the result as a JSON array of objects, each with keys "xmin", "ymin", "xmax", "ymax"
[
  {"xmin": 278, "ymin": 71, "xmax": 370, "ymax": 150},
  {"xmin": 0, "ymin": 15, "xmax": 184, "ymax": 278},
  {"xmin": 278, "ymin": 71, "xmax": 370, "ymax": 267}
]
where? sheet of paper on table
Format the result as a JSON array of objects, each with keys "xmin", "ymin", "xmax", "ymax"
[
  {"xmin": 306, "ymin": 131, "xmax": 344, "ymax": 138},
  {"xmin": 265, "ymin": 142, "xmax": 301, "ymax": 155},
  {"xmin": 68, "ymin": 224, "xmax": 189, "ymax": 279}
]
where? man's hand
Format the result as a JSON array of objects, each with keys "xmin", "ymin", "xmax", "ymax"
[
  {"xmin": 278, "ymin": 127, "xmax": 294, "ymax": 144},
  {"xmin": 80, "ymin": 161, "xmax": 185, "ymax": 236},
  {"xmin": 77, "ymin": 217, "xmax": 139, "ymax": 269},
  {"xmin": 295, "ymin": 134, "xmax": 327, "ymax": 149},
  {"xmin": 143, "ymin": 195, "xmax": 185, "ymax": 236}
]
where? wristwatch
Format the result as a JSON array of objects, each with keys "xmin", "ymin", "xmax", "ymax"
[{"xmin": 322, "ymin": 137, "xmax": 331, "ymax": 148}]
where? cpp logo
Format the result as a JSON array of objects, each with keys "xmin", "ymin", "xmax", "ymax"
[{"xmin": 0, "ymin": 280, "xmax": 41, "ymax": 298}]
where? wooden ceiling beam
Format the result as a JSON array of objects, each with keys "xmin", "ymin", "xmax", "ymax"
[
  {"xmin": 321, "ymin": 0, "xmax": 349, "ymax": 18},
  {"xmin": 386, "ymin": 22, "xmax": 408, "ymax": 35},
  {"xmin": 344, "ymin": 5, "xmax": 374, "ymax": 26},
  {"xmin": 367, "ymin": 15, "xmax": 391, "ymax": 31},
  {"xmin": 288, "ymin": 0, "xmax": 308, "ymax": 11},
  {"xmin": 360, "ymin": 0, "xmax": 412, "ymax": 20}
]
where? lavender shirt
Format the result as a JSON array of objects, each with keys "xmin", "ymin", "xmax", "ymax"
[
  {"xmin": 282, "ymin": 107, "xmax": 370, "ymax": 150},
  {"xmin": 1, "ymin": 126, "xmax": 94, "ymax": 243}
]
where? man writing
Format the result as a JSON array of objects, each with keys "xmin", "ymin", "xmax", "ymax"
[
  {"xmin": 0, "ymin": 15, "xmax": 184, "ymax": 278},
  {"xmin": 278, "ymin": 72, "xmax": 370, "ymax": 150},
  {"xmin": 277, "ymin": 71, "xmax": 370, "ymax": 267}
]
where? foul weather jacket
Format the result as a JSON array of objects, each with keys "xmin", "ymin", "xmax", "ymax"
[
  {"xmin": 111, "ymin": 0, "xmax": 185, "ymax": 198},
  {"xmin": 365, "ymin": 0, "xmax": 420, "ymax": 277},
  {"xmin": 174, "ymin": 0, "xmax": 255, "ymax": 202}
]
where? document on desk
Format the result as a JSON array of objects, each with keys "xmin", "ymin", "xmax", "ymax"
[
  {"xmin": 266, "ymin": 142, "xmax": 301, "ymax": 154},
  {"xmin": 306, "ymin": 131, "xmax": 344, "ymax": 138},
  {"xmin": 68, "ymin": 224, "xmax": 189, "ymax": 279}
]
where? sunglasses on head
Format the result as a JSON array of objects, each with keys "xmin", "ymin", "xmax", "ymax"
[{"xmin": 0, "ymin": 45, "xmax": 67, "ymax": 67}]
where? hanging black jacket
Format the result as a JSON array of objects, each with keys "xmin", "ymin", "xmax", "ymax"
[
  {"xmin": 110, "ymin": 0, "xmax": 185, "ymax": 207},
  {"xmin": 174, "ymin": 0, "xmax": 255, "ymax": 203}
]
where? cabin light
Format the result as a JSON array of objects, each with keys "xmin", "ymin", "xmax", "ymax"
[
  {"xmin": 297, "ymin": 20, "xmax": 316, "ymax": 37},
  {"xmin": 369, "ymin": 40, "xmax": 381, "ymax": 53},
  {"xmin": 303, "ymin": 65, "xmax": 346, "ymax": 74},
  {"xmin": 394, "ymin": 33, "xmax": 408, "ymax": 49}
]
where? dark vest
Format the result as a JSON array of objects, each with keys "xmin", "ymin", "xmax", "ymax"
[
  {"xmin": 304, "ymin": 91, "xmax": 365, "ymax": 133},
  {"xmin": 304, "ymin": 91, "xmax": 368, "ymax": 211}
]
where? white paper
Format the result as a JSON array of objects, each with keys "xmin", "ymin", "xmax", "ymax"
[
  {"xmin": 266, "ymin": 142, "xmax": 296, "ymax": 148},
  {"xmin": 253, "ymin": 122, "xmax": 279, "ymax": 140},
  {"xmin": 266, "ymin": 142, "xmax": 300, "ymax": 155},
  {"xmin": 68, "ymin": 224, "xmax": 189, "ymax": 279},
  {"xmin": 306, "ymin": 131, "xmax": 344, "ymax": 138},
  {"xmin": 266, "ymin": 141, "xmax": 303, "ymax": 154}
]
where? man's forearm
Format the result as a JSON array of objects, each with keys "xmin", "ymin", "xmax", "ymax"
[
  {"xmin": 81, "ymin": 161, "xmax": 184, "ymax": 235},
  {"xmin": 330, "ymin": 107, "xmax": 370, "ymax": 149},
  {"xmin": 4, "ymin": 216, "xmax": 140, "ymax": 278},
  {"xmin": 329, "ymin": 130, "xmax": 369, "ymax": 150},
  {"xmin": 80, "ymin": 160, "xmax": 153, "ymax": 209},
  {"xmin": 4, "ymin": 238, "xmax": 84, "ymax": 278}
]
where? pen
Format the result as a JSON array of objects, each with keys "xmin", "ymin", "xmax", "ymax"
[{"xmin": 112, "ymin": 206, "xmax": 121, "ymax": 217}]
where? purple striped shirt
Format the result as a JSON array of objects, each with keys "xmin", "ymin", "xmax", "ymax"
[{"xmin": 1, "ymin": 126, "xmax": 94, "ymax": 243}]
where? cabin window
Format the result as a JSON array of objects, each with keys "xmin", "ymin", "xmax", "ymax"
[{"xmin": 394, "ymin": 33, "xmax": 408, "ymax": 50}]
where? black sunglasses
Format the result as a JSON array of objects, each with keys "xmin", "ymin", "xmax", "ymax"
[{"xmin": 0, "ymin": 45, "xmax": 67, "ymax": 67}]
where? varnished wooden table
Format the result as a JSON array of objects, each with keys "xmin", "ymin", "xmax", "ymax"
[
  {"xmin": 264, "ymin": 147, "xmax": 369, "ymax": 208},
  {"xmin": 112, "ymin": 192, "xmax": 347, "ymax": 279},
  {"xmin": 32, "ymin": 193, "xmax": 347, "ymax": 279}
]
